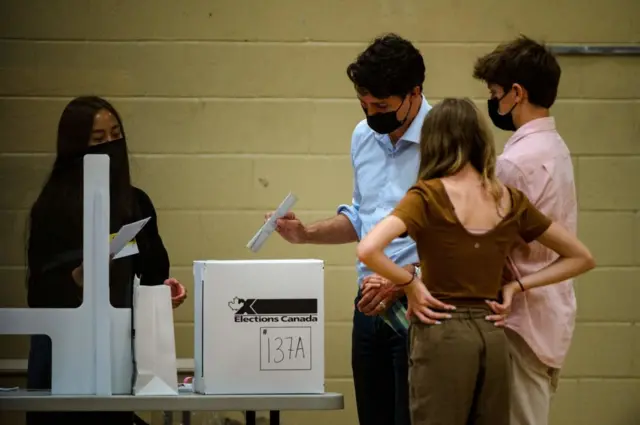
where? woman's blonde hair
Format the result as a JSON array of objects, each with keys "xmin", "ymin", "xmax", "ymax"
[{"xmin": 418, "ymin": 97, "xmax": 503, "ymax": 204}]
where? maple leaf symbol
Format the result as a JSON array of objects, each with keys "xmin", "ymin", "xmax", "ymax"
[{"xmin": 228, "ymin": 297, "xmax": 244, "ymax": 312}]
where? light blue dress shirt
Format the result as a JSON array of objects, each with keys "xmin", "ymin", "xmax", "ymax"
[
  {"xmin": 338, "ymin": 96, "xmax": 432, "ymax": 326},
  {"xmin": 338, "ymin": 95, "xmax": 432, "ymax": 333}
]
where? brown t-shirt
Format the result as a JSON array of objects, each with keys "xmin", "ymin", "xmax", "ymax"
[{"xmin": 392, "ymin": 178, "xmax": 552, "ymax": 305}]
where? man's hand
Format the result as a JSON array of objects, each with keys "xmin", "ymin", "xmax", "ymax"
[
  {"xmin": 357, "ymin": 275, "xmax": 403, "ymax": 315},
  {"xmin": 264, "ymin": 211, "xmax": 308, "ymax": 244},
  {"xmin": 357, "ymin": 265, "xmax": 415, "ymax": 315}
]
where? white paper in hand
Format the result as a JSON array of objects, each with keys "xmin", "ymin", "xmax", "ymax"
[
  {"xmin": 247, "ymin": 192, "xmax": 298, "ymax": 253},
  {"xmin": 110, "ymin": 217, "xmax": 151, "ymax": 259}
]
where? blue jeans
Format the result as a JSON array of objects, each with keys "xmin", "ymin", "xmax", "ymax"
[{"xmin": 351, "ymin": 293, "xmax": 410, "ymax": 425}]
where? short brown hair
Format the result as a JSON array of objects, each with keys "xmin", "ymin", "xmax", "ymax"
[
  {"xmin": 418, "ymin": 98, "xmax": 502, "ymax": 203},
  {"xmin": 473, "ymin": 35, "xmax": 561, "ymax": 108}
]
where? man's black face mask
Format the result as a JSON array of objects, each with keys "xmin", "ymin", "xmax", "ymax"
[{"xmin": 363, "ymin": 95, "xmax": 412, "ymax": 134}]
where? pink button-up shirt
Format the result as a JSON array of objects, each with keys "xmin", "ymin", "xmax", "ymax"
[{"xmin": 496, "ymin": 117, "xmax": 578, "ymax": 369}]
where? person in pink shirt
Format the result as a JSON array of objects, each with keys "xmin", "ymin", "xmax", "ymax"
[{"xmin": 472, "ymin": 36, "xmax": 578, "ymax": 425}]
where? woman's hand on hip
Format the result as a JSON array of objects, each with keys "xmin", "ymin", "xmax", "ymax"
[
  {"xmin": 404, "ymin": 280, "xmax": 456, "ymax": 325},
  {"xmin": 485, "ymin": 281, "xmax": 521, "ymax": 326}
]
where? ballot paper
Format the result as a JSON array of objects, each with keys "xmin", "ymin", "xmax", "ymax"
[
  {"xmin": 110, "ymin": 217, "xmax": 151, "ymax": 259},
  {"xmin": 247, "ymin": 192, "xmax": 298, "ymax": 253},
  {"xmin": 111, "ymin": 237, "xmax": 139, "ymax": 260}
]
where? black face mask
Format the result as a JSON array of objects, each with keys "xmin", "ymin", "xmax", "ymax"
[
  {"xmin": 56, "ymin": 137, "xmax": 129, "ymax": 170},
  {"xmin": 87, "ymin": 137, "xmax": 129, "ymax": 171},
  {"xmin": 364, "ymin": 96, "xmax": 412, "ymax": 134},
  {"xmin": 487, "ymin": 92, "xmax": 517, "ymax": 132}
]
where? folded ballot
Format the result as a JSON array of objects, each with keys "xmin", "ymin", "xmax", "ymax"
[{"xmin": 246, "ymin": 193, "xmax": 298, "ymax": 253}]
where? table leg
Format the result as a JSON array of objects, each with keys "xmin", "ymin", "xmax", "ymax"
[
  {"xmin": 246, "ymin": 410, "xmax": 256, "ymax": 425},
  {"xmin": 270, "ymin": 410, "xmax": 280, "ymax": 425},
  {"xmin": 181, "ymin": 411, "xmax": 191, "ymax": 425}
]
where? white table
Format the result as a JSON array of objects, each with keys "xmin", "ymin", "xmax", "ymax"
[{"xmin": 0, "ymin": 389, "xmax": 344, "ymax": 425}]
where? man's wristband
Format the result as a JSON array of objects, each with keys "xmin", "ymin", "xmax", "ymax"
[{"xmin": 414, "ymin": 264, "xmax": 421, "ymax": 279}]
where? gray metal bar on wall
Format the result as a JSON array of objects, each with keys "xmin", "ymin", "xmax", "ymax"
[{"xmin": 549, "ymin": 45, "xmax": 640, "ymax": 56}]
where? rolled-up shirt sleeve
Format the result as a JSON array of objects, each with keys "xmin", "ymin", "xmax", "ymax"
[
  {"xmin": 337, "ymin": 167, "xmax": 362, "ymax": 240},
  {"xmin": 337, "ymin": 205, "xmax": 361, "ymax": 240},
  {"xmin": 337, "ymin": 132, "xmax": 363, "ymax": 240}
]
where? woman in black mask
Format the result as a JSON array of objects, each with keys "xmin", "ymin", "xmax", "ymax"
[{"xmin": 25, "ymin": 96, "xmax": 186, "ymax": 425}]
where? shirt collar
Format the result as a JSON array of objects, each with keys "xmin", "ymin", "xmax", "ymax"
[
  {"xmin": 374, "ymin": 95, "xmax": 431, "ymax": 144},
  {"xmin": 504, "ymin": 116, "xmax": 556, "ymax": 151},
  {"xmin": 401, "ymin": 95, "xmax": 430, "ymax": 144}
]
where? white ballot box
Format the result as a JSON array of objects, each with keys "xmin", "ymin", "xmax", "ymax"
[{"xmin": 193, "ymin": 259, "xmax": 325, "ymax": 395}]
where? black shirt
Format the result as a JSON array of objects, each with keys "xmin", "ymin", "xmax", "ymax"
[{"xmin": 27, "ymin": 187, "xmax": 170, "ymax": 308}]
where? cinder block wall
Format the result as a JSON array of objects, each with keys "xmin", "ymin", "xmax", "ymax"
[{"xmin": 0, "ymin": 1, "xmax": 638, "ymax": 424}]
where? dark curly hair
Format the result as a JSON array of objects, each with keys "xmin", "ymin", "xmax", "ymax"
[
  {"xmin": 473, "ymin": 35, "xmax": 561, "ymax": 108},
  {"xmin": 347, "ymin": 33, "xmax": 425, "ymax": 99}
]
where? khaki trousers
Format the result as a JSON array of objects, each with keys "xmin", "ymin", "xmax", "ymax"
[
  {"xmin": 408, "ymin": 307, "xmax": 510, "ymax": 425},
  {"xmin": 506, "ymin": 328, "xmax": 560, "ymax": 425}
]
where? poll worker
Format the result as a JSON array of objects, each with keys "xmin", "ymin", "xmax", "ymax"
[
  {"xmin": 25, "ymin": 95, "xmax": 187, "ymax": 425},
  {"xmin": 266, "ymin": 33, "xmax": 432, "ymax": 425},
  {"xmin": 473, "ymin": 36, "xmax": 579, "ymax": 425},
  {"xmin": 356, "ymin": 97, "xmax": 594, "ymax": 425}
]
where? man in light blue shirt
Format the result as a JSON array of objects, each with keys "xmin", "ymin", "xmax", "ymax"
[
  {"xmin": 267, "ymin": 34, "xmax": 430, "ymax": 425},
  {"xmin": 339, "ymin": 88, "xmax": 430, "ymax": 334}
]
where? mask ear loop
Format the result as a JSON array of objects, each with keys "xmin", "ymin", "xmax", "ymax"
[
  {"xmin": 400, "ymin": 95, "xmax": 414, "ymax": 125},
  {"xmin": 497, "ymin": 87, "xmax": 518, "ymax": 117}
]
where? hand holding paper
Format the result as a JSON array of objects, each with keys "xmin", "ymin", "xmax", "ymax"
[
  {"xmin": 110, "ymin": 217, "xmax": 151, "ymax": 259},
  {"xmin": 247, "ymin": 192, "xmax": 298, "ymax": 252},
  {"xmin": 72, "ymin": 217, "xmax": 151, "ymax": 287}
]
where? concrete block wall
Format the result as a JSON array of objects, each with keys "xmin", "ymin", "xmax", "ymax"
[{"xmin": 0, "ymin": 1, "xmax": 638, "ymax": 424}]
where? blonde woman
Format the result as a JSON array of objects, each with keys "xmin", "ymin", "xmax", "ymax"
[{"xmin": 356, "ymin": 98, "xmax": 594, "ymax": 425}]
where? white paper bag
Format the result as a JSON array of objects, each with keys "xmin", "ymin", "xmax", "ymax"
[{"xmin": 132, "ymin": 278, "xmax": 179, "ymax": 395}]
